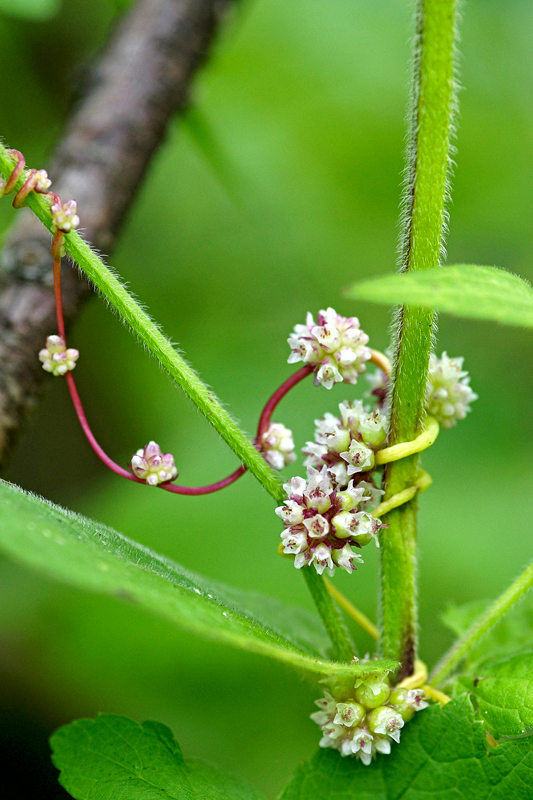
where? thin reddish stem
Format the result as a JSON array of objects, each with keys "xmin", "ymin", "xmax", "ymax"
[
  {"xmin": 4, "ymin": 150, "xmax": 25, "ymax": 194},
  {"xmin": 66, "ymin": 372, "xmax": 137, "ymax": 481},
  {"xmin": 256, "ymin": 365, "xmax": 313, "ymax": 439},
  {"xmin": 53, "ymin": 255, "xmax": 66, "ymax": 340}
]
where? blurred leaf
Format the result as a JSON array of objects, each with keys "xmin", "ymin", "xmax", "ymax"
[
  {"xmin": 346, "ymin": 265, "xmax": 533, "ymax": 328},
  {"xmin": 0, "ymin": 0, "xmax": 60, "ymax": 20},
  {"xmin": 278, "ymin": 694, "xmax": 533, "ymax": 799},
  {"xmin": 459, "ymin": 654, "xmax": 533, "ymax": 739},
  {"xmin": 51, "ymin": 714, "xmax": 266, "ymax": 800},
  {"xmin": 0, "ymin": 480, "xmax": 397, "ymax": 678},
  {"xmin": 442, "ymin": 598, "xmax": 533, "ymax": 673}
]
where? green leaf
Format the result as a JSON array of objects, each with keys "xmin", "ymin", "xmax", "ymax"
[
  {"xmin": 442, "ymin": 597, "xmax": 533, "ymax": 672},
  {"xmin": 0, "ymin": 0, "xmax": 60, "ymax": 20},
  {"xmin": 346, "ymin": 265, "xmax": 533, "ymax": 328},
  {"xmin": 279, "ymin": 694, "xmax": 533, "ymax": 800},
  {"xmin": 459, "ymin": 654, "xmax": 533, "ymax": 738},
  {"xmin": 0, "ymin": 480, "xmax": 397, "ymax": 679},
  {"xmin": 51, "ymin": 714, "xmax": 266, "ymax": 800}
]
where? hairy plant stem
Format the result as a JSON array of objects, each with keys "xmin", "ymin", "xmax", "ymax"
[
  {"xmin": 380, "ymin": 0, "xmax": 458, "ymax": 680},
  {"xmin": 430, "ymin": 558, "xmax": 533, "ymax": 687},
  {"xmin": 0, "ymin": 145, "xmax": 357, "ymax": 662},
  {"xmin": 303, "ymin": 569, "xmax": 356, "ymax": 663}
]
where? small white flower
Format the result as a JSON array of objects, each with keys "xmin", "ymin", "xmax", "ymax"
[
  {"xmin": 334, "ymin": 703, "xmax": 365, "ymax": 728},
  {"xmin": 275, "ymin": 499, "xmax": 304, "ymax": 526},
  {"xmin": 259, "ymin": 422, "xmax": 296, "ymax": 470},
  {"xmin": 359, "ymin": 409, "xmax": 388, "ymax": 448},
  {"xmin": 303, "ymin": 514, "xmax": 330, "ymax": 539},
  {"xmin": 34, "ymin": 169, "xmax": 52, "ymax": 191},
  {"xmin": 287, "ymin": 308, "xmax": 371, "ymax": 388},
  {"xmin": 406, "ymin": 689, "xmax": 429, "ymax": 711},
  {"xmin": 39, "ymin": 334, "xmax": 79, "ymax": 376},
  {"xmin": 332, "ymin": 544, "xmax": 364, "ymax": 573},
  {"xmin": 426, "ymin": 352, "xmax": 477, "ymax": 429},
  {"xmin": 131, "ymin": 441, "xmax": 178, "ymax": 485},
  {"xmin": 310, "ymin": 543, "xmax": 335, "ymax": 576},
  {"xmin": 367, "ymin": 706, "xmax": 404, "ymax": 743},
  {"xmin": 51, "ymin": 199, "xmax": 80, "ymax": 233},
  {"xmin": 340, "ymin": 439, "xmax": 375, "ymax": 475}
]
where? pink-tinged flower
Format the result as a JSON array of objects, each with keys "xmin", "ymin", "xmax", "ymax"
[
  {"xmin": 259, "ymin": 422, "xmax": 296, "ymax": 470},
  {"xmin": 276, "ymin": 465, "xmax": 382, "ymax": 576},
  {"xmin": 39, "ymin": 335, "xmax": 79, "ymax": 376},
  {"xmin": 34, "ymin": 169, "xmax": 52, "ymax": 192},
  {"xmin": 131, "ymin": 441, "xmax": 178, "ymax": 486},
  {"xmin": 288, "ymin": 308, "xmax": 371, "ymax": 389},
  {"xmin": 426, "ymin": 352, "xmax": 477, "ymax": 429},
  {"xmin": 51, "ymin": 199, "xmax": 80, "ymax": 233}
]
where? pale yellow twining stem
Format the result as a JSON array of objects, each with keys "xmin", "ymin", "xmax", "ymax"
[
  {"xmin": 324, "ymin": 577, "xmax": 379, "ymax": 640},
  {"xmin": 369, "ymin": 349, "xmax": 392, "ymax": 376},
  {"xmin": 376, "ymin": 416, "xmax": 440, "ymax": 465}
]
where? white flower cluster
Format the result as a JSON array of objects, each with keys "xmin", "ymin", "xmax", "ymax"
[
  {"xmin": 131, "ymin": 441, "xmax": 178, "ymax": 486},
  {"xmin": 427, "ymin": 352, "xmax": 477, "ymax": 429},
  {"xmin": 33, "ymin": 169, "xmax": 52, "ymax": 192},
  {"xmin": 303, "ymin": 400, "xmax": 388, "ymax": 489},
  {"xmin": 259, "ymin": 422, "xmax": 296, "ymax": 471},
  {"xmin": 51, "ymin": 199, "xmax": 80, "ymax": 233},
  {"xmin": 288, "ymin": 308, "xmax": 371, "ymax": 389},
  {"xmin": 39, "ymin": 335, "xmax": 79, "ymax": 376},
  {"xmin": 312, "ymin": 677, "xmax": 428, "ymax": 764},
  {"xmin": 276, "ymin": 465, "xmax": 382, "ymax": 576}
]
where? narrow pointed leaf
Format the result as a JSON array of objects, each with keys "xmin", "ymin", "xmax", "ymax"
[
  {"xmin": 346, "ymin": 265, "xmax": 533, "ymax": 328},
  {"xmin": 0, "ymin": 480, "xmax": 397, "ymax": 679},
  {"xmin": 51, "ymin": 714, "xmax": 266, "ymax": 800}
]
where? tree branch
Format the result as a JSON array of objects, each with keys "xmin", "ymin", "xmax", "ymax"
[{"xmin": 0, "ymin": 0, "xmax": 231, "ymax": 462}]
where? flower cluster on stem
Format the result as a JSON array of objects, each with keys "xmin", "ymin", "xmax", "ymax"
[
  {"xmin": 312, "ymin": 674, "xmax": 428, "ymax": 763},
  {"xmin": 39, "ymin": 335, "xmax": 79, "ymax": 376},
  {"xmin": 276, "ymin": 465, "xmax": 382, "ymax": 576},
  {"xmin": 426, "ymin": 352, "xmax": 477, "ymax": 429},
  {"xmin": 288, "ymin": 308, "xmax": 371, "ymax": 389}
]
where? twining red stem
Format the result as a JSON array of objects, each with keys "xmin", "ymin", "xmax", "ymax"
[
  {"xmin": 256, "ymin": 365, "xmax": 314, "ymax": 439},
  {"xmin": 47, "ymin": 193, "xmax": 311, "ymax": 493},
  {"xmin": 66, "ymin": 372, "xmax": 137, "ymax": 481}
]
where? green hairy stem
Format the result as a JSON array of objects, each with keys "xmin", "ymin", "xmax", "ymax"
[
  {"xmin": 430, "ymin": 558, "xmax": 533, "ymax": 687},
  {"xmin": 379, "ymin": 0, "xmax": 458, "ymax": 679},
  {"xmin": 0, "ymin": 144, "xmax": 356, "ymax": 661},
  {"xmin": 0, "ymin": 144, "xmax": 282, "ymax": 502}
]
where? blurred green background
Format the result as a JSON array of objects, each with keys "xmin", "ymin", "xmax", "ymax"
[{"xmin": 1, "ymin": 0, "xmax": 533, "ymax": 796}]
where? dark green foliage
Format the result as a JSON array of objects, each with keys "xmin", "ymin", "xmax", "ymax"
[{"xmin": 51, "ymin": 714, "xmax": 266, "ymax": 800}]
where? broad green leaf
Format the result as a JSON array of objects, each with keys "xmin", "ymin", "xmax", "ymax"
[
  {"xmin": 51, "ymin": 714, "xmax": 266, "ymax": 800},
  {"xmin": 279, "ymin": 694, "xmax": 533, "ymax": 800},
  {"xmin": 346, "ymin": 265, "xmax": 533, "ymax": 328},
  {"xmin": 0, "ymin": 0, "xmax": 60, "ymax": 20},
  {"xmin": 459, "ymin": 654, "xmax": 533, "ymax": 738},
  {"xmin": 442, "ymin": 597, "xmax": 533, "ymax": 672},
  {"xmin": 0, "ymin": 480, "xmax": 397, "ymax": 679}
]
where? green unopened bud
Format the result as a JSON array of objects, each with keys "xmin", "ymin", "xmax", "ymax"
[
  {"xmin": 389, "ymin": 688, "xmax": 415, "ymax": 722},
  {"xmin": 355, "ymin": 677, "xmax": 391, "ymax": 709},
  {"xmin": 325, "ymin": 426, "xmax": 351, "ymax": 453},
  {"xmin": 337, "ymin": 491, "xmax": 355, "ymax": 511},
  {"xmin": 359, "ymin": 411, "xmax": 388, "ymax": 448},
  {"xmin": 331, "ymin": 510, "xmax": 357, "ymax": 538}
]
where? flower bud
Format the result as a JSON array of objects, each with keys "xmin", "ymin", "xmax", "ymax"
[
  {"xmin": 355, "ymin": 677, "xmax": 391, "ymax": 709},
  {"xmin": 359, "ymin": 410, "xmax": 388, "ymax": 448},
  {"xmin": 39, "ymin": 335, "xmax": 79, "ymax": 376},
  {"xmin": 131, "ymin": 441, "xmax": 178, "ymax": 486}
]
